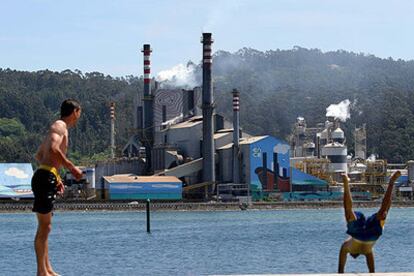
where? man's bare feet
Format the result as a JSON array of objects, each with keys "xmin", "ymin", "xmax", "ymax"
[
  {"xmin": 37, "ymin": 271, "xmax": 52, "ymax": 276},
  {"xmin": 47, "ymin": 268, "xmax": 61, "ymax": 276}
]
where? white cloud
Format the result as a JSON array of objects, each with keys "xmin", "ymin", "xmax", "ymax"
[
  {"xmin": 5, "ymin": 167, "xmax": 29, "ymax": 179},
  {"xmin": 274, "ymin": 143, "xmax": 290, "ymax": 154}
]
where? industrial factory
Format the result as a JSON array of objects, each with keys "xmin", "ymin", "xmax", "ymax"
[
  {"xmin": 289, "ymin": 114, "xmax": 413, "ymax": 200},
  {"xmin": 105, "ymin": 32, "xmax": 414, "ymax": 202},
  {"xmin": 1, "ymin": 32, "xmax": 413, "ymax": 202},
  {"xmin": 108, "ymin": 33, "xmax": 298, "ymax": 201}
]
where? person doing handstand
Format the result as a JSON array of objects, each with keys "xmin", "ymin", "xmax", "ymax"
[{"xmin": 338, "ymin": 170, "xmax": 401, "ymax": 273}]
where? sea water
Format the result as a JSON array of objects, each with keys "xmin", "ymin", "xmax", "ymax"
[{"xmin": 1, "ymin": 208, "xmax": 413, "ymax": 276}]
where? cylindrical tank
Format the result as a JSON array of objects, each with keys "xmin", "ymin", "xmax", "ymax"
[
  {"xmin": 321, "ymin": 143, "xmax": 348, "ymax": 173},
  {"xmin": 303, "ymin": 142, "xmax": 315, "ymax": 157},
  {"xmin": 83, "ymin": 167, "xmax": 96, "ymax": 188},
  {"xmin": 332, "ymin": 127, "xmax": 345, "ymax": 143},
  {"xmin": 320, "ymin": 129, "xmax": 328, "ymax": 145}
]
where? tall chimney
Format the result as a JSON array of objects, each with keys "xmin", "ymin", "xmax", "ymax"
[
  {"xmin": 232, "ymin": 89, "xmax": 240, "ymax": 184},
  {"xmin": 110, "ymin": 102, "xmax": 115, "ymax": 159},
  {"xmin": 142, "ymin": 44, "xmax": 154, "ymax": 173},
  {"xmin": 201, "ymin": 33, "xmax": 215, "ymax": 183}
]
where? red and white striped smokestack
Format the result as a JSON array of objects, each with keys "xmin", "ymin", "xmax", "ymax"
[
  {"xmin": 141, "ymin": 44, "xmax": 154, "ymax": 173},
  {"xmin": 233, "ymin": 90, "xmax": 240, "ymax": 112},
  {"xmin": 110, "ymin": 102, "xmax": 115, "ymax": 119},
  {"xmin": 232, "ymin": 89, "xmax": 240, "ymax": 184},
  {"xmin": 201, "ymin": 33, "xmax": 215, "ymax": 184},
  {"xmin": 143, "ymin": 45, "xmax": 151, "ymax": 85},
  {"xmin": 110, "ymin": 102, "xmax": 115, "ymax": 159}
]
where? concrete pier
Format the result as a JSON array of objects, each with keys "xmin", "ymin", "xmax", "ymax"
[
  {"xmin": 211, "ymin": 273, "xmax": 414, "ymax": 276},
  {"xmin": 1, "ymin": 200, "xmax": 414, "ymax": 213}
]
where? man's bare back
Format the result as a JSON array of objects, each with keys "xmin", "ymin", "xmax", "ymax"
[
  {"xmin": 35, "ymin": 120, "xmax": 82, "ymax": 180},
  {"xmin": 36, "ymin": 120, "xmax": 69, "ymax": 170}
]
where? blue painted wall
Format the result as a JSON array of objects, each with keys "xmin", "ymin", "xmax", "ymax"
[
  {"xmin": 109, "ymin": 181, "xmax": 182, "ymax": 200},
  {"xmin": 248, "ymin": 136, "xmax": 290, "ymax": 200}
]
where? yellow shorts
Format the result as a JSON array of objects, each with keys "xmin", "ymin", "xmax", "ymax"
[
  {"xmin": 348, "ymin": 238, "xmax": 376, "ymax": 257},
  {"xmin": 38, "ymin": 164, "xmax": 61, "ymax": 183}
]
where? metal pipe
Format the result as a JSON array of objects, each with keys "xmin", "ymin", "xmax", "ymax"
[
  {"xmin": 273, "ymin": 152, "xmax": 278, "ymax": 190},
  {"xmin": 232, "ymin": 89, "xmax": 240, "ymax": 184},
  {"xmin": 262, "ymin": 152, "xmax": 268, "ymax": 190},
  {"xmin": 146, "ymin": 199, "xmax": 151, "ymax": 233},
  {"xmin": 142, "ymin": 44, "xmax": 154, "ymax": 173},
  {"xmin": 201, "ymin": 33, "xmax": 215, "ymax": 184},
  {"xmin": 317, "ymin": 136, "xmax": 321, "ymax": 159}
]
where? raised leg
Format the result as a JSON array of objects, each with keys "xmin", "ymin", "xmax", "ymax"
[
  {"xmin": 342, "ymin": 174, "xmax": 356, "ymax": 222},
  {"xmin": 377, "ymin": 171, "xmax": 401, "ymax": 220}
]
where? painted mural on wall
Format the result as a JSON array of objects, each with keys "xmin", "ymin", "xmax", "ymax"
[
  {"xmin": 249, "ymin": 136, "xmax": 290, "ymax": 200},
  {"xmin": 0, "ymin": 163, "xmax": 33, "ymax": 198}
]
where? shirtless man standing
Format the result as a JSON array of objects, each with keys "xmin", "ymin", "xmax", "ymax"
[
  {"xmin": 32, "ymin": 99, "xmax": 83, "ymax": 276},
  {"xmin": 338, "ymin": 170, "xmax": 401, "ymax": 273}
]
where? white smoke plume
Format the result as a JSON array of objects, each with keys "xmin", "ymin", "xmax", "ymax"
[
  {"xmin": 161, "ymin": 113, "xmax": 184, "ymax": 127},
  {"xmin": 326, "ymin": 99, "xmax": 351, "ymax": 122},
  {"xmin": 156, "ymin": 63, "xmax": 198, "ymax": 89},
  {"xmin": 367, "ymin": 154, "xmax": 377, "ymax": 162}
]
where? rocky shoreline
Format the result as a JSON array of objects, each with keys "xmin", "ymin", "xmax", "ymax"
[{"xmin": 0, "ymin": 200, "xmax": 413, "ymax": 213}]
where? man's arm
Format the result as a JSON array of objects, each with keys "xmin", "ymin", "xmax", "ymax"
[
  {"xmin": 377, "ymin": 171, "xmax": 401, "ymax": 220},
  {"xmin": 365, "ymin": 252, "xmax": 375, "ymax": 273},
  {"xmin": 338, "ymin": 242, "xmax": 348, "ymax": 273}
]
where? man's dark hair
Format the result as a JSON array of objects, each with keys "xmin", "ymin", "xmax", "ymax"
[{"xmin": 60, "ymin": 99, "xmax": 81, "ymax": 118}]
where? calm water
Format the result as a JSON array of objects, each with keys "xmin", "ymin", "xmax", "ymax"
[{"xmin": 1, "ymin": 208, "xmax": 413, "ymax": 276}]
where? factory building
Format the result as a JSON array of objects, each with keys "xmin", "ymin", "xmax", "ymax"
[
  {"xmin": 217, "ymin": 136, "xmax": 291, "ymax": 200},
  {"xmin": 290, "ymin": 116, "xmax": 348, "ymax": 175},
  {"xmin": 118, "ymin": 32, "xmax": 335, "ymax": 202}
]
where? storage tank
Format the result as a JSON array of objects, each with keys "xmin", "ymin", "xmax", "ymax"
[
  {"xmin": 83, "ymin": 167, "xmax": 96, "ymax": 188},
  {"xmin": 332, "ymin": 127, "xmax": 345, "ymax": 144},
  {"xmin": 303, "ymin": 142, "xmax": 315, "ymax": 157},
  {"xmin": 320, "ymin": 129, "xmax": 329, "ymax": 145},
  {"xmin": 321, "ymin": 143, "xmax": 348, "ymax": 173},
  {"xmin": 296, "ymin": 117, "xmax": 306, "ymax": 137}
]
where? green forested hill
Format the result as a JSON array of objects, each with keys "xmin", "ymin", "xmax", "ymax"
[
  {"xmin": 1, "ymin": 47, "xmax": 414, "ymax": 163},
  {"xmin": 212, "ymin": 47, "xmax": 414, "ymax": 163},
  {"xmin": 0, "ymin": 69, "xmax": 142, "ymax": 164}
]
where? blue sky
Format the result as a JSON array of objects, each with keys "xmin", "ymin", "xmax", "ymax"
[{"xmin": 0, "ymin": 0, "xmax": 413, "ymax": 77}]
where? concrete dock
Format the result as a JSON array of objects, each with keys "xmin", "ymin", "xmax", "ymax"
[
  {"xmin": 211, "ymin": 273, "xmax": 414, "ymax": 276},
  {"xmin": 1, "ymin": 200, "xmax": 414, "ymax": 213}
]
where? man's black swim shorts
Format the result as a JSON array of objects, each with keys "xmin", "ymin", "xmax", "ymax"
[{"xmin": 31, "ymin": 168, "xmax": 58, "ymax": 214}]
